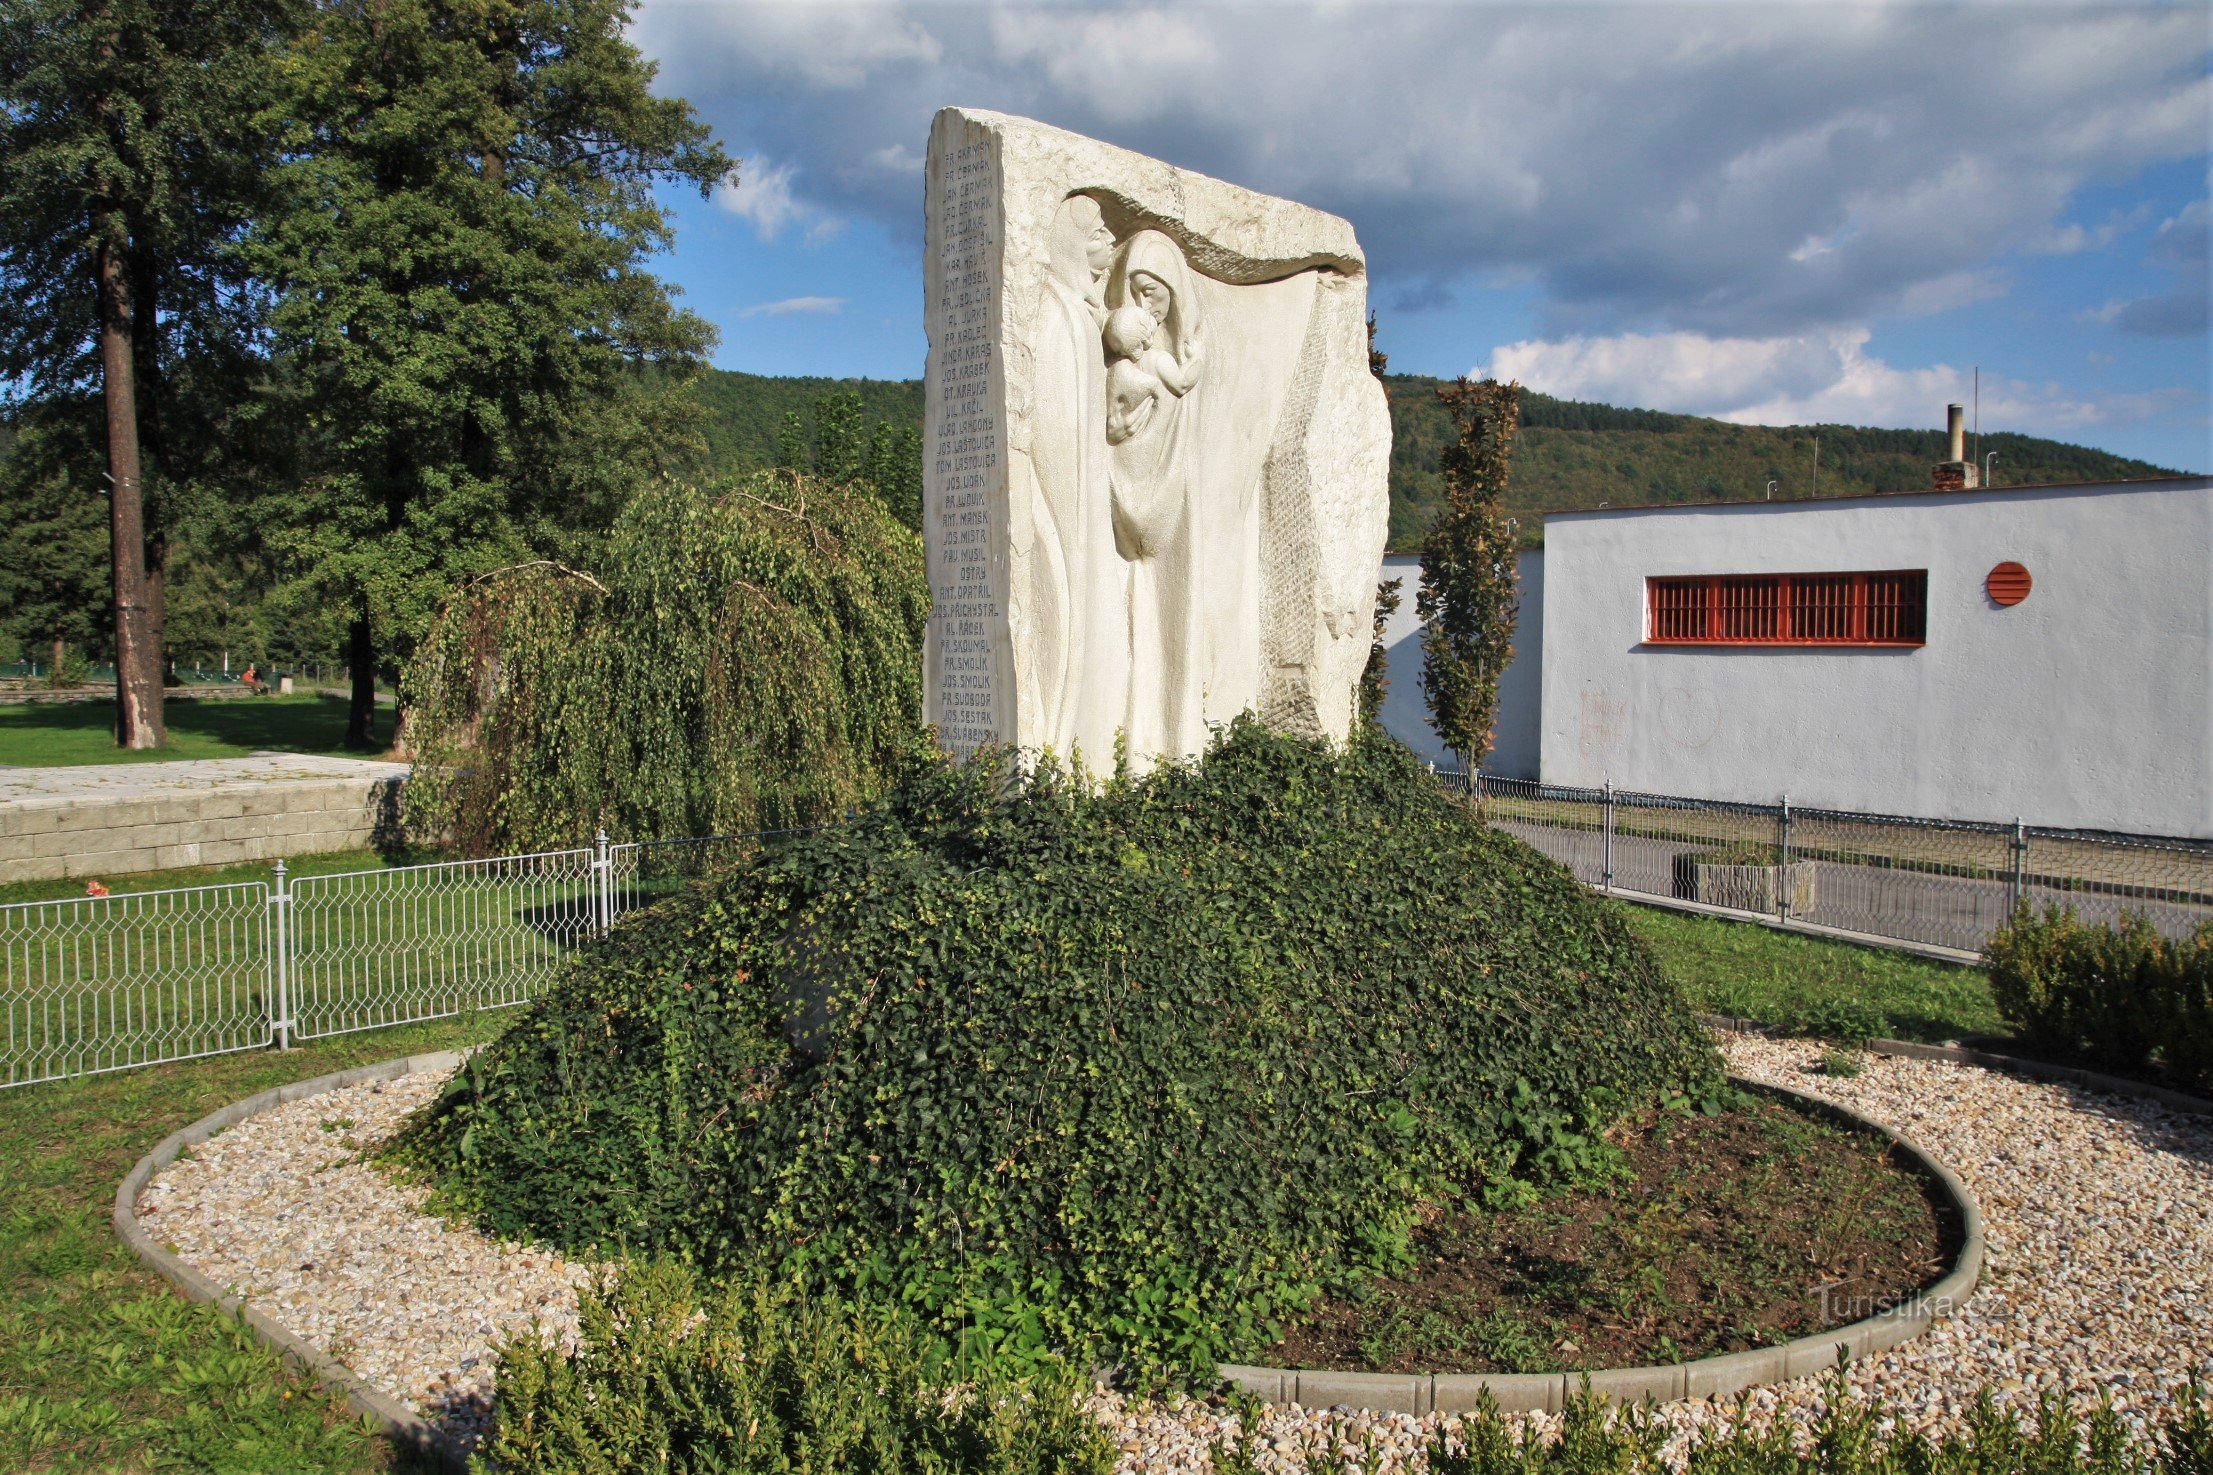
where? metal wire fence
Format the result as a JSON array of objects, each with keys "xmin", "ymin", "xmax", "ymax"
[
  {"xmin": 0, "ymin": 830, "xmax": 800, "ymax": 1090},
  {"xmin": 7, "ymin": 783, "xmax": 2209, "ymax": 1090},
  {"xmin": 1448, "ymin": 769, "xmax": 2213, "ymax": 956}
]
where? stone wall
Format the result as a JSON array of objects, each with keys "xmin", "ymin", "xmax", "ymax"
[{"xmin": 0, "ymin": 756, "xmax": 410, "ymax": 885}]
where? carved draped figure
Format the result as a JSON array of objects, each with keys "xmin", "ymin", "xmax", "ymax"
[
  {"xmin": 1025, "ymin": 196, "xmax": 1118, "ymax": 758},
  {"xmin": 1105, "ymin": 229, "xmax": 1207, "ymax": 761}
]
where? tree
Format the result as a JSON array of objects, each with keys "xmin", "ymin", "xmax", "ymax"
[
  {"xmin": 774, "ymin": 388, "xmax": 925, "ymax": 530},
  {"xmin": 1359, "ymin": 576, "xmax": 1402, "ymax": 727},
  {"xmin": 1417, "ymin": 377, "xmax": 1521, "ymax": 766},
  {"xmin": 244, "ymin": 0, "xmax": 734, "ymax": 749},
  {"xmin": 0, "ymin": 0, "xmax": 292, "ymax": 746},
  {"xmin": 0, "ymin": 405, "xmax": 113, "ymax": 674},
  {"xmin": 402, "ymin": 474, "xmax": 930, "ymax": 855}
]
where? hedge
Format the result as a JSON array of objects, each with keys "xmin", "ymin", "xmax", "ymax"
[{"xmin": 1985, "ymin": 906, "xmax": 2213, "ymax": 1095}]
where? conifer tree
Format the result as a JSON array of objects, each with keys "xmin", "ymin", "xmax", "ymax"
[
  {"xmin": 245, "ymin": 0, "xmax": 733, "ymax": 748},
  {"xmin": 0, "ymin": 0, "xmax": 291, "ymax": 745},
  {"xmin": 1417, "ymin": 377, "xmax": 1521, "ymax": 766}
]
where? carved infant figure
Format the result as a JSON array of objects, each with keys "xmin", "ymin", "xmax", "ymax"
[{"xmin": 1102, "ymin": 302, "xmax": 1200, "ymax": 447}]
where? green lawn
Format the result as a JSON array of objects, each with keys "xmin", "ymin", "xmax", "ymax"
[
  {"xmin": 0, "ymin": 848, "xmax": 409, "ymax": 908},
  {"xmin": 0, "ymin": 1013, "xmax": 507, "ymax": 1474},
  {"xmin": 0, "ymin": 694, "xmax": 389, "ymax": 768},
  {"xmin": 1620, "ymin": 901, "xmax": 2006, "ymax": 1043}
]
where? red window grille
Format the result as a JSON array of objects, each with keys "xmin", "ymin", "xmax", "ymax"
[{"xmin": 1645, "ymin": 571, "xmax": 1926, "ymax": 646}]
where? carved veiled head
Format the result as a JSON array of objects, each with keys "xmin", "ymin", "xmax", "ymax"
[
  {"xmin": 1108, "ymin": 230, "xmax": 1198, "ymax": 352},
  {"xmin": 1048, "ymin": 194, "xmax": 1113, "ymax": 291}
]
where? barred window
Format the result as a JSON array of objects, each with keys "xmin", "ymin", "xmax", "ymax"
[{"xmin": 1645, "ymin": 571, "xmax": 1927, "ymax": 646}]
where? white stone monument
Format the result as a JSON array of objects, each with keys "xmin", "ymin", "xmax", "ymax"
[{"xmin": 922, "ymin": 108, "xmax": 1391, "ymax": 770}]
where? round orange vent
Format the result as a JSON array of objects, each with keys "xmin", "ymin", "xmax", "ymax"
[{"xmin": 1987, "ymin": 561, "xmax": 2032, "ymax": 607}]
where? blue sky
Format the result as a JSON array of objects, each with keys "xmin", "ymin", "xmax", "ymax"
[{"xmin": 631, "ymin": 1, "xmax": 2211, "ymax": 472}]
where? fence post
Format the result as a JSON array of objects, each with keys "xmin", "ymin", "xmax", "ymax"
[
  {"xmin": 594, "ymin": 830, "xmax": 615, "ymax": 936},
  {"xmin": 1602, "ymin": 780, "xmax": 1615, "ymax": 895},
  {"xmin": 268, "ymin": 860, "xmax": 293, "ymax": 1051},
  {"xmin": 1778, "ymin": 793, "xmax": 1793, "ymax": 922},
  {"xmin": 2008, "ymin": 819, "xmax": 2027, "ymax": 917}
]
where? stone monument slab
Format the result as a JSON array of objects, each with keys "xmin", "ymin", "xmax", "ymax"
[{"xmin": 922, "ymin": 107, "xmax": 1391, "ymax": 769}]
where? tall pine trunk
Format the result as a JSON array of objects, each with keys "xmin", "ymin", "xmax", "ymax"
[
  {"xmin": 96, "ymin": 237, "xmax": 165, "ymax": 749},
  {"xmin": 347, "ymin": 609, "xmax": 378, "ymax": 748}
]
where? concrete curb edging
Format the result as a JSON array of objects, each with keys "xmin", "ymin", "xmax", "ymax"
[
  {"xmin": 118, "ymin": 1059, "xmax": 1983, "ymax": 1442},
  {"xmin": 1218, "ymin": 1077, "xmax": 1985, "ymax": 1417},
  {"xmin": 1696, "ymin": 1013, "xmax": 2213, "ymax": 1118},
  {"xmin": 113, "ymin": 1051, "xmax": 474, "ymax": 1472}
]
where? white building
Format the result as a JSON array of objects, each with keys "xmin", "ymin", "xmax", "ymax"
[{"xmin": 1375, "ymin": 474, "xmax": 2213, "ymax": 839}]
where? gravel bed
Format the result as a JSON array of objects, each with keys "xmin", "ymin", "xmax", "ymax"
[
  {"xmin": 134, "ymin": 1069, "xmax": 593, "ymax": 1451},
  {"xmin": 136, "ymin": 1033, "xmax": 2213, "ymax": 1468}
]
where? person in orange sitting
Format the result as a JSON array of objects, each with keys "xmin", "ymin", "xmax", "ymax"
[{"xmin": 239, "ymin": 662, "xmax": 267, "ymax": 696}]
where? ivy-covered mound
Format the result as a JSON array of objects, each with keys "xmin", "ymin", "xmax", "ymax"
[{"xmin": 395, "ymin": 722, "xmax": 1721, "ymax": 1383}]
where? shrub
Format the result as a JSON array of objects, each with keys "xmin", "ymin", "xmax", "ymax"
[
  {"xmin": 1387, "ymin": 1373, "xmax": 2213, "ymax": 1474},
  {"xmin": 478, "ymin": 1259, "xmax": 1114, "ymax": 1475},
  {"xmin": 394, "ymin": 722, "xmax": 1720, "ymax": 1386},
  {"xmin": 1985, "ymin": 905, "xmax": 2213, "ymax": 1094}
]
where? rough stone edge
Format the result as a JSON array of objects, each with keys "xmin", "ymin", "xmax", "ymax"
[
  {"xmin": 1217, "ymin": 1076, "xmax": 1986, "ymax": 1417},
  {"xmin": 1696, "ymin": 1012, "xmax": 2213, "ymax": 1118},
  {"xmin": 113, "ymin": 1050, "xmax": 473, "ymax": 1473}
]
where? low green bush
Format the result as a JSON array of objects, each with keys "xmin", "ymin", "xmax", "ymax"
[
  {"xmin": 1207, "ymin": 1374, "xmax": 2211, "ymax": 1474},
  {"xmin": 1985, "ymin": 905, "xmax": 2213, "ymax": 1094},
  {"xmin": 1395, "ymin": 1374, "xmax": 2213, "ymax": 1474},
  {"xmin": 393, "ymin": 722, "xmax": 1720, "ymax": 1386},
  {"xmin": 478, "ymin": 1259, "xmax": 1114, "ymax": 1475}
]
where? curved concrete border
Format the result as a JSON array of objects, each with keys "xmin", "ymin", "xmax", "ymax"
[
  {"xmin": 1697, "ymin": 1013, "xmax": 2213, "ymax": 1119},
  {"xmin": 114, "ymin": 1051, "xmax": 473, "ymax": 1472},
  {"xmin": 119, "ymin": 1058, "xmax": 1982, "ymax": 1440},
  {"xmin": 1218, "ymin": 1077, "xmax": 1985, "ymax": 1416}
]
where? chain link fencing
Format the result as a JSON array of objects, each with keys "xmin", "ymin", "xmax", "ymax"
[{"xmin": 1449, "ymin": 769, "xmax": 2213, "ymax": 956}]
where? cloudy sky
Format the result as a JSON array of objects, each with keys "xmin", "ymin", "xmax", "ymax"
[{"xmin": 629, "ymin": 0, "xmax": 2211, "ymax": 471}]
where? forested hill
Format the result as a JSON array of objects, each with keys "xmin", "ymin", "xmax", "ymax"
[
  {"xmin": 691, "ymin": 370, "xmax": 924, "ymax": 476},
  {"xmin": 685, "ymin": 367, "xmax": 2181, "ymax": 547},
  {"xmin": 1380, "ymin": 377, "xmax": 2183, "ymax": 547}
]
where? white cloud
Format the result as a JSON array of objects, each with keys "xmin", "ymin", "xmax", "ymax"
[
  {"xmin": 741, "ymin": 296, "xmax": 850, "ymax": 318},
  {"xmin": 1477, "ymin": 329, "xmax": 2135, "ymax": 434},
  {"xmin": 716, "ymin": 157, "xmax": 843, "ymax": 245},
  {"xmin": 632, "ymin": 0, "xmax": 939, "ymax": 90},
  {"xmin": 2079, "ymin": 198, "xmax": 2211, "ymax": 336},
  {"xmin": 635, "ymin": 3, "xmax": 2209, "ymax": 340},
  {"xmin": 2025, "ymin": 204, "xmax": 2149, "ymax": 255}
]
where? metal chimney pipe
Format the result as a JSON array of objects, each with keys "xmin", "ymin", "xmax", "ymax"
[{"xmin": 1947, "ymin": 403, "xmax": 1966, "ymax": 462}]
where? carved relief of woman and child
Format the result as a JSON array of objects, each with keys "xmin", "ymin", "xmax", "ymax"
[{"xmin": 1028, "ymin": 194, "xmax": 1211, "ymax": 766}]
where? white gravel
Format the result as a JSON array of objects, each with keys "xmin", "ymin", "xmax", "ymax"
[{"xmin": 137, "ymin": 1033, "xmax": 2213, "ymax": 1467}]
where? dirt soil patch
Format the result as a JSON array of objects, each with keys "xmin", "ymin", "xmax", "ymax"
[{"xmin": 1263, "ymin": 1088, "xmax": 1957, "ymax": 1375}]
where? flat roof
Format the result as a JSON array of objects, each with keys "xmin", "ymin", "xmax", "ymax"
[{"xmin": 1541, "ymin": 473, "xmax": 2212, "ymax": 521}]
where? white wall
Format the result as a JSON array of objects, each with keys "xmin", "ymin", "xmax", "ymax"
[
  {"xmin": 1372, "ymin": 550, "xmax": 1543, "ymax": 776},
  {"xmin": 1536, "ymin": 479, "xmax": 2213, "ymax": 837}
]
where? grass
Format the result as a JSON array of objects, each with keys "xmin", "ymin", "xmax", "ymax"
[
  {"xmin": 0, "ymin": 694, "xmax": 391, "ymax": 768},
  {"xmin": 0, "ymin": 848, "xmax": 407, "ymax": 907},
  {"xmin": 0, "ymin": 1012, "xmax": 510, "ymax": 1474},
  {"xmin": 1621, "ymin": 901, "xmax": 2006, "ymax": 1043}
]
